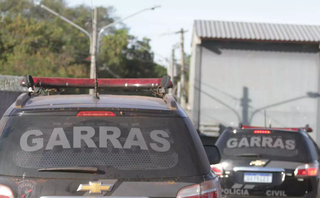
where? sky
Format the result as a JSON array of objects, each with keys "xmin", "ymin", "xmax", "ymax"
[{"xmin": 66, "ymin": 0, "xmax": 320, "ymax": 66}]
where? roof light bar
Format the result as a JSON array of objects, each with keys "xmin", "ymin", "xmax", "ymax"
[
  {"xmin": 242, "ymin": 125, "xmax": 313, "ymax": 132},
  {"xmin": 21, "ymin": 77, "xmax": 173, "ymax": 89}
]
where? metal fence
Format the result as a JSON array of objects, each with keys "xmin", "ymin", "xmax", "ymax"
[
  {"xmin": 0, "ymin": 75, "xmax": 25, "ymax": 117},
  {"xmin": 0, "ymin": 75, "xmax": 26, "ymax": 92}
]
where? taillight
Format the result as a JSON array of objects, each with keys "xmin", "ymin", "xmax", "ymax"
[
  {"xmin": 0, "ymin": 185, "xmax": 14, "ymax": 198},
  {"xmin": 201, "ymin": 180, "xmax": 219, "ymax": 198},
  {"xmin": 177, "ymin": 184, "xmax": 200, "ymax": 198},
  {"xmin": 177, "ymin": 178, "xmax": 221, "ymax": 198},
  {"xmin": 210, "ymin": 164, "xmax": 223, "ymax": 176},
  {"xmin": 253, "ymin": 130, "xmax": 271, "ymax": 134},
  {"xmin": 76, "ymin": 111, "xmax": 116, "ymax": 117},
  {"xmin": 295, "ymin": 163, "xmax": 319, "ymax": 177}
]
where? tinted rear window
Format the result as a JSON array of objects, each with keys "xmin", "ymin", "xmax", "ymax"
[
  {"xmin": 216, "ymin": 130, "xmax": 312, "ymax": 163},
  {"xmin": 0, "ymin": 115, "xmax": 203, "ymax": 179}
]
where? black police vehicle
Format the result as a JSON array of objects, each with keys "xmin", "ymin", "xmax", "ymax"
[
  {"xmin": 0, "ymin": 75, "xmax": 222, "ymax": 198},
  {"xmin": 212, "ymin": 125, "xmax": 320, "ymax": 198}
]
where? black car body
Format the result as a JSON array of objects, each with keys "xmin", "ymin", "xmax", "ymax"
[
  {"xmin": 0, "ymin": 91, "xmax": 221, "ymax": 198},
  {"xmin": 212, "ymin": 126, "xmax": 320, "ymax": 198}
]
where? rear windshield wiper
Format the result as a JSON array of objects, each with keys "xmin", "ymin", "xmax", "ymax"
[
  {"xmin": 235, "ymin": 153, "xmax": 261, "ymax": 158},
  {"xmin": 38, "ymin": 167, "xmax": 98, "ymax": 173}
]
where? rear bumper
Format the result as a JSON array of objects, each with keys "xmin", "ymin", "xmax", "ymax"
[
  {"xmin": 220, "ymin": 175, "xmax": 319, "ymax": 198},
  {"xmin": 223, "ymin": 196, "xmax": 306, "ymax": 198},
  {"xmin": 222, "ymin": 192, "xmax": 317, "ymax": 198}
]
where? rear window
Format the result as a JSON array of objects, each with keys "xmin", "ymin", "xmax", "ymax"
[
  {"xmin": 216, "ymin": 130, "xmax": 312, "ymax": 163},
  {"xmin": 0, "ymin": 115, "xmax": 203, "ymax": 179}
]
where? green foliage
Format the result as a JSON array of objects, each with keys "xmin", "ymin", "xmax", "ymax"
[
  {"xmin": 0, "ymin": 0, "xmax": 166, "ymax": 79},
  {"xmin": 98, "ymin": 30, "xmax": 166, "ymax": 78}
]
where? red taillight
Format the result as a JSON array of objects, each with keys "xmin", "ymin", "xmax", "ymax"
[
  {"xmin": 76, "ymin": 111, "xmax": 116, "ymax": 117},
  {"xmin": 0, "ymin": 185, "xmax": 14, "ymax": 198},
  {"xmin": 308, "ymin": 168, "xmax": 318, "ymax": 176},
  {"xmin": 177, "ymin": 178, "xmax": 220, "ymax": 198},
  {"xmin": 177, "ymin": 184, "xmax": 200, "ymax": 198},
  {"xmin": 210, "ymin": 164, "xmax": 223, "ymax": 176},
  {"xmin": 253, "ymin": 130, "xmax": 271, "ymax": 134},
  {"xmin": 201, "ymin": 180, "xmax": 219, "ymax": 198},
  {"xmin": 295, "ymin": 163, "xmax": 319, "ymax": 177}
]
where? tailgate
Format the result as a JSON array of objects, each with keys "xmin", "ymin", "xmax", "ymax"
[
  {"xmin": 220, "ymin": 165, "xmax": 308, "ymax": 197},
  {"xmin": 215, "ymin": 129, "xmax": 315, "ymax": 197},
  {"xmin": 0, "ymin": 175, "xmax": 203, "ymax": 197}
]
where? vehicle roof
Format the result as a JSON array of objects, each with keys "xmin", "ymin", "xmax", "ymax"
[{"xmin": 19, "ymin": 94, "xmax": 174, "ymax": 110}]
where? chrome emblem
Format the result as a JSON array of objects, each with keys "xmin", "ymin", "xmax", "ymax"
[
  {"xmin": 250, "ymin": 160, "xmax": 267, "ymax": 166},
  {"xmin": 77, "ymin": 182, "xmax": 113, "ymax": 194}
]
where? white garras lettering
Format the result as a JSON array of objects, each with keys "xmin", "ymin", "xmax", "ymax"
[
  {"xmin": 226, "ymin": 138, "xmax": 238, "ymax": 148},
  {"xmin": 20, "ymin": 127, "xmax": 171, "ymax": 152},
  {"xmin": 226, "ymin": 136, "xmax": 296, "ymax": 150},
  {"xmin": 46, "ymin": 128, "xmax": 71, "ymax": 150},
  {"xmin": 20, "ymin": 130, "xmax": 43, "ymax": 152}
]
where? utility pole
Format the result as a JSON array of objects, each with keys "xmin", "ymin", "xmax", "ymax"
[
  {"xmin": 168, "ymin": 48, "xmax": 175, "ymax": 95},
  {"xmin": 180, "ymin": 28, "xmax": 186, "ymax": 108},
  {"xmin": 90, "ymin": 7, "xmax": 98, "ymax": 95},
  {"xmin": 160, "ymin": 30, "xmax": 188, "ymax": 107},
  {"xmin": 171, "ymin": 48, "xmax": 175, "ymax": 86}
]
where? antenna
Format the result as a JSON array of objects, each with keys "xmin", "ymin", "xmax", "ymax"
[
  {"xmin": 92, "ymin": 7, "xmax": 99, "ymax": 100},
  {"xmin": 93, "ymin": 60, "xmax": 99, "ymax": 100},
  {"xmin": 269, "ymin": 119, "xmax": 272, "ymax": 128},
  {"xmin": 264, "ymin": 110, "xmax": 267, "ymax": 127}
]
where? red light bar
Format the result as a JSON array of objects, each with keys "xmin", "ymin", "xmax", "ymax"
[
  {"xmin": 76, "ymin": 111, "xmax": 115, "ymax": 117},
  {"xmin": 21, "ymin": 77, "xmax": 173, "ymax": 89},
  {"xmin": 242, "ymin": 125, "xmax": 260, "ymax": 129},
  {"xmin": 253, "ymin": 130, "xmax": 271, "ymax": 134},
  {"xmin": 242, "ymin": 125, "xmax": 312, "ymax": 132}
]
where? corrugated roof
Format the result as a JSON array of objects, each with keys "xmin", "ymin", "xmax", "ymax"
[{"xmin": 194, "ymin": 20, "xmax": 320, "ymax": 43}]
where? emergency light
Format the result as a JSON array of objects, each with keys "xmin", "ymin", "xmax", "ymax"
[
  {"xmin": 21, "ymin": 76, "xmax": 173, "ymax": 89},
  {"xmin": 241, "ymin": 125, "xmax": 313, "ymax": 133},
  {"xmin": 21, "ymin": 75, "xmax": 173, "ymax": 98}
]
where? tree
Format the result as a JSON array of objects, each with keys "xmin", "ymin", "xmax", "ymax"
[
  {"xmin": 98, "ymin": 29, "xmax": 166, "ymax": 78},
  {"xmin": 0, "ymin": 0, "xmax": 89, "ymax": 77},
  {"xmin": 0, "ymin": 0, "xmax": 166, "ymax": 80}
]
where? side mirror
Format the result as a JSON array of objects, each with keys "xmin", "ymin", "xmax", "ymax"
[{"xmin": 203, "ymin": 145, "xmax": 221, "ymax": 164}]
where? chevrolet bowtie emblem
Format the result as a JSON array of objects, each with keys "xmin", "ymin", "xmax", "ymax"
[
  {"xmin": 250, "ymin": 160, "xmax": 267, "ymax": 166},
  {"xmin": 77, "ymin": 182, "xmax": 113, "ymax": 194}
]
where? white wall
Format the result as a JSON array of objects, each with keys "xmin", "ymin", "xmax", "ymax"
[{"xmin": 194, "ymin": 42, "xmax": 319, "ymax": 141}]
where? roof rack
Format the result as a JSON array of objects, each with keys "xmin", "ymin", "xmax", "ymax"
[
  {"xmin": 163, "ymin": 95, "xmax": 178, "ymax": 110},
  {"xmin": 15, "ymin": 93, "xmax": 31, "ymax": 108}
]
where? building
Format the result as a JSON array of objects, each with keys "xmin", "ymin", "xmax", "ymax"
[{"xmin": 189, "ymin": 20, "xmax": 320, "ymax": 142}]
